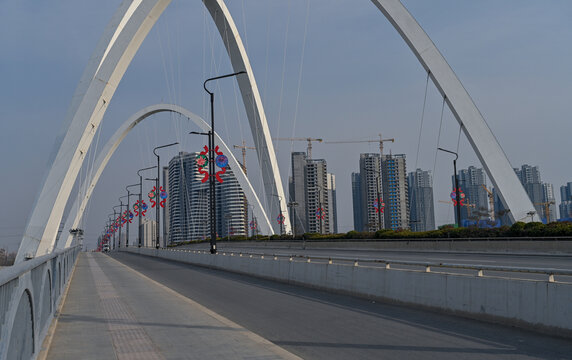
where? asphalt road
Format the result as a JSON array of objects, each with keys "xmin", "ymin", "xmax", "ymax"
[{"xmin": 110, "ymin": 252, "xmax": 572, "ymax": 360}]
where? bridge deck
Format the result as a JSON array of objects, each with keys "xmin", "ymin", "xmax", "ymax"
[{"xmin": 45, "ymin": 252, "xmax": 299, "ymax": 359}]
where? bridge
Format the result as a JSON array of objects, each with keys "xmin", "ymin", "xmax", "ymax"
[
  {"xmin": 2, "ymin": 0, "xmax": 571, "ymax": 359},
  {"xmin": 2, "ymin": 242, "xmax": 571, "ymax": 359}
]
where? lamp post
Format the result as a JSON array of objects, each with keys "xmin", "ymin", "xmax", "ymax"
[
  {"xmin": 272, "ymin": 194, "xmax": 284, "ymax": 236},
  {"xmin": 144, "ymin": 177, "xmax": 158, "ymax": 247},
  {"xmin": 203, "ymin": 70, "xmax": 247, "ymax": 254},
  {"xmin": 137, "ymin": 166, "xmax": 157, "ymax": 247},
  {"xmin": 287, "ymin": 201, "xmax": 299, "ymax": 237},
  {"xmin": 153, "ymin": 142, "xmax": 179, "ymax": 249},
  {"xmin": 125, "ymin": 184, "xmax": 139, "ymax": 248},
  {"xmin": 315, "ymin": 184, "xmax": 324, "ymax": 234},
  {"xmin": 438, "ymin": 147, "xmax": 461, "ymax": 228},
  {"xmin": 118, "ymin": 196, "xmax": 129, "ymax": 248},
  {"xmin": 107, "ymin": 214, "xmax": 115, "ymax": 250},
  {"xmin": 113, "ymin": 205, "xmax": 122, "ymax": 249}
]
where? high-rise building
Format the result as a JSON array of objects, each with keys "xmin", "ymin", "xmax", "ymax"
[
  {"xmin": 454, "ymin": 166, "xmax": 489, "ymax": 224},
  {"xmin": 167, "ymin": 151, "xmax": 247, "ymax": 243},
  {"xmin": 305, "ymin": 159, "xmax": 330, "ymax": 234},
  {"xmin": 289, "ymin": 152, "xmax": 337, "ymax": 235},
  {"xmin": 559, "ymin": 182, "xmax": 572, "ymax": 220},
  {"xmin": 327, "ymin": 173, "xmax": 338, "ymax": 234},
  {"xmin": 140, "ymin": 219, "xmax": 157, "ymax": 248},
  {"xmin": 162, "ymin": 166, "xmax": 169, "ymax": 246},
  {"xmin": 219, "ymin": 166, "xmax": 248, "ymax": 237},
  {"xmin": 515, "ymin": 164, "xmax": 541, "ymax": 185},
  {"xmin": 351, "ymin": 172, "xmax": 363, "ymax": 231},
  {"xmin": 290, "ymin": 152, "xmax": 307, "ymax": 235},
  {"xmin": 408, "ymin": 169, "xmax": 435, "ymax": 231},
  {"xmin": 381, "ymin": 154, "xmax": 409, "ymax": 230},
  {"xmin": 168, "ymin": 152, "xmax": 205, "ymax": 243},
  {"xmin": 542, "ymin": 183, "xmax": 557, "ymax": 223},
  {"xmin": 359, "ymin": 153, "xmax": 384, "ymax": 231},
  {"xmin": 560, "ymin": 182, "xmax": 572, "ymax": 202},
  {"xmin": 514, "ymin": 164, "xmax": 554, "ymax": 223}
]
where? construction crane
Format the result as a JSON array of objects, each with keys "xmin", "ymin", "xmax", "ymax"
[
  {"xmin": 481, "ymin": 184, "xmax": 495, "ymax": 221},
  {"xmin": 324, "ymin": 133, "xmax": 395, "ymax": 154},
  {"xmin": 273, "ymin": 137, "xmax": 323, "ymax": 159},
  {"xmin": 233, "ymin": 140, "xmax": 255, "ymax": 174},
  {"xmin": 439, "ymin": 200, "xmax": 476, "ymax": 219},
  {"xmin": 534, "ymin": 201, "xmax": 555, "ymax": 223}
]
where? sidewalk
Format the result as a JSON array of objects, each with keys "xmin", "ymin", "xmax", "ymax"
[{"xmin": 46, "ymin": 252, "xmax": 300, "ymax": 360}]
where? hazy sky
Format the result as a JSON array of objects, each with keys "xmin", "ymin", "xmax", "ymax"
[{"xmin": 1, "ymin": 1, "xmax": 572, "ymax": 252}]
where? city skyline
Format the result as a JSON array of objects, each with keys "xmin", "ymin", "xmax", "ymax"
[{"xmin": 2, "ymin": 1, "xmax": 572, "ymax": 251}]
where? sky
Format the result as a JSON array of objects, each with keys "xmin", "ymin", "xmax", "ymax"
[{"xmin": 1, "ymin": 0, "xmax": 571, "ymax": 252}]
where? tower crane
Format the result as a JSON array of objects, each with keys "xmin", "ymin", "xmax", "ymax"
[
  {"xmin": 481, "ymin": 184, "xmax": 495, "ymax": 221},
  {"xmin": 272, "ymin": 137, "xmax": 323, "ymax": 159},
  {"xmin": 324, "ymin": 133, "xmax": 395, "ymax": 154},
  {"xmin": 534, "ymin": 201, "xmax": 555, "ymax": 223},
  {"xmin": 233, "ymin": 140, "xmax": 255, "ymax": 174}
]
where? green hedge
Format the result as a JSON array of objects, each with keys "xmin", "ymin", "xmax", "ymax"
[{"xmin": 170, "ymin": 221, "xmax": 572, "ymax": 247}]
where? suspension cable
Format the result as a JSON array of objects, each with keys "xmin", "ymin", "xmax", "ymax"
[
  {"xmin": 431, "ymin": 96, "xmax": 446, "ymax": 189},
  {"xmin": 414, "ymin": 71, "xmax": 430, "ymax": 171}
]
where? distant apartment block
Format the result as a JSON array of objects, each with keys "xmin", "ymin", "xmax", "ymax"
[
  {"xmin": 358, "ymin": 153, "xmax": 384, "ymax": 231},
  {"xmin": 381, "ymin": 154, "xmax": 409, "ymax": 230},
  {"xmin": 289, "ymin": 152, "xmax": 337, "ymax": 234},
  {"xmin": 408, "ymin": 169, "xmax": 435, "ymax": 231},
  {"xmin": 453, "ymin": 166, "xmax": 489, "ymax": 224}
]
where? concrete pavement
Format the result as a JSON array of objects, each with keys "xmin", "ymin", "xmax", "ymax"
[
  {"xmin": 112, "ymin": 251, "xmax": 572, "ymax": 360},
  {"xmin": 45, "ymin": 252, "xmax": 300, "ymax": 359}
]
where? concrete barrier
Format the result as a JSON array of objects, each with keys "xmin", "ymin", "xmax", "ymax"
[
  {"xmin": 0, "ymin": 246, "xmax": 80, "ymax": 360},
  {"xmin": 184, "ymin": 238, "xmax": 572, "ymax": 254},
  {"xmin": 124, "ymin": 247, "xmax": 572, "ymax": 336}
]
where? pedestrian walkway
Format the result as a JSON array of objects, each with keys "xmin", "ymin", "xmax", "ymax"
[{"xmin": 45, "ymin": 252, "xmax": 300, "ymax": 359}]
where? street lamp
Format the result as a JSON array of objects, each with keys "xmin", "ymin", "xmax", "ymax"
[
  {"xmin": 287, "ymin": 201, "xmax": 299, "ymax": 237},
  {"xmin": 137, "ymin": 166, "xmax": 157, "ymax": 247},
  {"xmin": 438, "ymin": 147, "xmax": 461, "ymax": 228},
  {"xmin": 118, "ymin": 196, "xmax": 129, "ymax": 248},
  {"xmin": 113, "ymin": 205, "xmax": 122, "ymax": 249},
  {"xmin": 203, "ymin": 70, "xmax": 247, "ymax": 254},
  {"xmin": 153, "ymin": 142, "xmax": 179, "ymax": 249},
  {"xmin": 315, "ymin": 184, "xmax": 324, "ymax": 234},
  {"xmin": 125, "ymin": 184, "xmax": 139, "ymax": 248},
  {"xmin": 272, "ymin": 194, "xmax": 284, "ymax": 236},
  {"xmin": 107, "ymin": 214, "xmax": 115, "ymax": 250}
]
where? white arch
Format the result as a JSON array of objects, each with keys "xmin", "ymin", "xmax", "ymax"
[
  {"xmin": 58, "ymin": 103, "xmax": 274, "ymax": 250},
  {"xmin": 17, "ymin": 0, "xmax": 289, "ymax": 262},
  {"xmin": 18, "ymin": 0, "xmax": 533, "ymax": 262},
  {"xmin": 370, "ymin": 0, "xmax": 535, "ymax": 222}
]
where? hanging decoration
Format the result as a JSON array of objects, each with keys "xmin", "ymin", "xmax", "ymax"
[
  {"xmin": 249, "ymin": 220, "xmax": 257, "ymax": 230},
  {"xmin": 148, "ymin": 186, "xmax": 157, "ymax": 208},
  {"xmin": 197, "ymin": 146, "xmax": 209, "ymax": 183},
  {"xmin": 373, "ymin": 199, "xmax": 385, "ymax": 213},
  {"xmin": 315, "ymin": 208, "xmax": 325, "ymax": 219},
  {"xmin": 450, "ymin": 188, "xmax": 466, "ymax": 206},
  {"xmin": 122, "ymin": 210, "xmax": 134, "ymax": 224},
  {"xmin": 277, "ymin": 214, "xmax": 285, "ymax": 224},
  {"xmin": 133, "ymin": 200, "xmax": 148, "ymax": 217},
  {"xmin": 196, "ymin": 145, "xmax": 228, "ymax": 183},
  {"xmin": 159, "ymin": 186, "xmax": 168, "ymax": 208}
]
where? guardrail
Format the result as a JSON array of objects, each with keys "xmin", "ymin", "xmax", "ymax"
[
  {"xmin": 0, "ymin": 246, "xmax": 80, "ymax": 360},
  {"xmin": 166, "ymin": 248, "xmax": 572, "ymax": 283}
]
